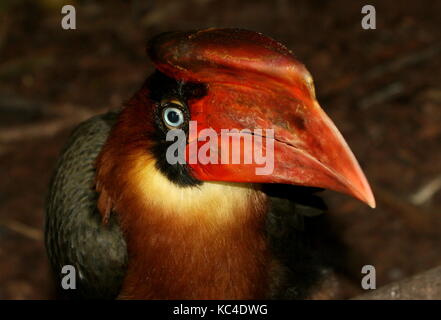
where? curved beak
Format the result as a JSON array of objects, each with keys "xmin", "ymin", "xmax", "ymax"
[{"xmin": 185, "ymin": 82, "xmax": 375, "ymax": 208}]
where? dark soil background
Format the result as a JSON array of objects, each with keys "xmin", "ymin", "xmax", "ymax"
[{"xmin": 0, "ymin": 0, "xmax": 440, "ymax": 299}]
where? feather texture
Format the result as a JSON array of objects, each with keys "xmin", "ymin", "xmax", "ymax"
[{"xmin": 46, "ymin": 112, "xmax": 334, "ymax": 299}]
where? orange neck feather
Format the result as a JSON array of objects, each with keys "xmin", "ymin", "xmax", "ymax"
[{"xmin": 96, "ymin": 102, "xmax": 271, "ymax": 299}]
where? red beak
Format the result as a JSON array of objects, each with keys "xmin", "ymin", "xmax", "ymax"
[{"xmin": 149, "ymin": 28, "xmax": 375, "ymax": 208}]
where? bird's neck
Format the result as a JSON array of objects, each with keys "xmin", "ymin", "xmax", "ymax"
[{"xmin": 97, "ymin": 151, "xmax": 271, "ymax": 299}]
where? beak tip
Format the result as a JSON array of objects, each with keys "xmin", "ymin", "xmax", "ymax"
[
  {"xmin": 366, "ymin": 197, "xmax": 376, "ymax": 209},
  {"xmin": 358, "ymin": 184, "xmax": 376, "ymax": 208}
]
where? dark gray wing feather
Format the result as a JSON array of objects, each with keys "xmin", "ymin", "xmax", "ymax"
[{"xmin": 45, "ymin": 112, "xmax": 127, "ymax": 299}]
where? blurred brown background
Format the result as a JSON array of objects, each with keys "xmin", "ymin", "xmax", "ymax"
[{"xmin": 0, "ymin": 0, "xmax": 440, "ymax": 299}]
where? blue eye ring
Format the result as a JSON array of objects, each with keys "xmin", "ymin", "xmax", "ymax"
[{"xmin": 162, "ymin": 105, "xmax": 185, "ymax": 129}]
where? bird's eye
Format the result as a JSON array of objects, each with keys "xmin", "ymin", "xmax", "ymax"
[{"xmin": 162, "ymin": 104, "xmax": 185, "ymax": 129}]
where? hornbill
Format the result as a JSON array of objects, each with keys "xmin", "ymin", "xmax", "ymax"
[{"xmin": 45, "ymin": 28, "xmax": 375, "ymax": 299}]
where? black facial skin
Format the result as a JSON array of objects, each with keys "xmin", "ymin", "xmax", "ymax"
[{"xmin": 146, "ymin": 71, "xmax": 207, "ymax": 187}]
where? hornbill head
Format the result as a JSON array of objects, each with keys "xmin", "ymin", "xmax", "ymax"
[
  {"xmin": 141, "ymin": 28, "xmax": 374, "ymax": 207},
  {"xmin": 97, "ymin": 28, "xmax": 374, "ymax": 222}
]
